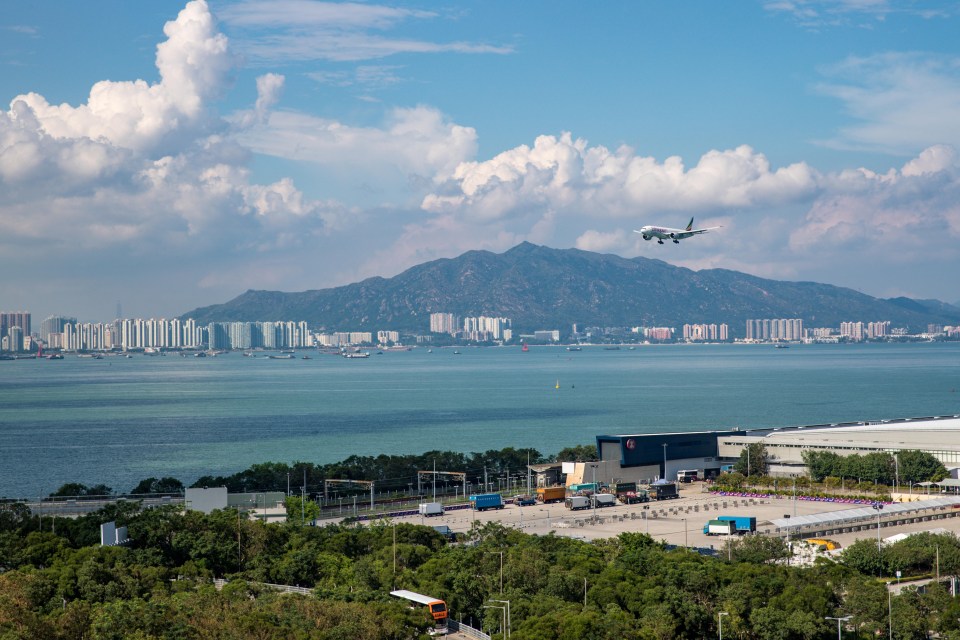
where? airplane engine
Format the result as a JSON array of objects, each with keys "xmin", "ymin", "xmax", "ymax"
[
  {"xmin": 669, "ymin": 232, "xmax": 676, "ymax": 239},
  {"xmin": 642, "ymin": 235, "xmax": 651, "ymax": 241}
]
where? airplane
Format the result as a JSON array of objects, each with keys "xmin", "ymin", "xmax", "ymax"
[{"xmin": 634, "ymin": 217, "xmax": 720, "ymax": 244}]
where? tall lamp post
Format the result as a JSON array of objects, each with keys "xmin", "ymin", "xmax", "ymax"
[
  {"xmin": 482, "ymin": 605, "xmax": 506, "ymax": 639},
  {"xmin": 590, "ymin": 463, "xmax": 598, "ymax": 521},
  {"xmin": 718, "ymin": 611, "xmax": 729, "ymax": 640},
  {"xmin": 490, "ymin": 599, "xmax": 511, "ymax": 639},
  {"xmin": 872, "ymin": 502, "xmax": 884, "ymax": 551},
  {"xmin": 893, "ymin": 454, "xmax": 899, "ymax": 496},
  {"xmin": 662, "ymin": 443, "xmax": 668, "ymax": 481},
  {"xmin": 825, "ymin": 615, "xmax": 851, "ymax": 640}
]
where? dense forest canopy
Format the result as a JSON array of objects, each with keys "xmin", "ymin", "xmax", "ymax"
[
  {"xmin": 3, "ymin": 496, "xmax": 960, "ymax": 639},
  {"xmin": 48, "ymin": 446, "xmax": 600, "ymax": 498}
]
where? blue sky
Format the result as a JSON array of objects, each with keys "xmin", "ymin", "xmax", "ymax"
[{"xmin": 2, "ymin": 0, "xmax": 960, "ymax": 322}]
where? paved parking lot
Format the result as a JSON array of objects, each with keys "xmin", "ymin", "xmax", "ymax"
[{"xmin": 386, "ymin": 485, "xmax": 960, "ymax": 553}]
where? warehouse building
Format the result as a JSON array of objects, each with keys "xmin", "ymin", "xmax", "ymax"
[
  {"xmin": 587, "ymin": 430, "xmax": 741, "ymax": 485},
  {"xmin": 716, "ymin": 415, "xmax": 960, "ymax": 478},
  {"xmin": 590, "ymin": 415, "xmax": 960, "ymax": 486}
]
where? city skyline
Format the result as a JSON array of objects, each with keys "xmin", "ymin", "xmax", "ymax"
[
  {"xmin": 2, "ymin": 1, "xmax": 960, "ymax": 321},
  {"xmin": 6, "ymin": 309, "xmax": 957, "ymax": 353}
]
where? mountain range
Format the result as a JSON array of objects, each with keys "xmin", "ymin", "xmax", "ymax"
[{"xmin": 181, "ymin": 243, "xmax": 960, "ymax": 337}]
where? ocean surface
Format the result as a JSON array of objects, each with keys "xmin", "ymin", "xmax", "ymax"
[{"xmin": 1, "ymin": 343, "xmax": 958, "ymax": 497}]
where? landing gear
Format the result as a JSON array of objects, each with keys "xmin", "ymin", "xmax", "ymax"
[
  {"xmin": 657, "ymin": 239, "xmax": 664, "ymax": 244},
  {"xmin": 673, "ymin": 239, "xmax": 679, "ymax": 244}
]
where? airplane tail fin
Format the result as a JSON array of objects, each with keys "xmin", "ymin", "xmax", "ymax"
[{"xmin": 686, "ymin": 217, "xmax": 694, "ymax": 231}]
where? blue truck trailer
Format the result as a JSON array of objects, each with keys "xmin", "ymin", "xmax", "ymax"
[
  {"xmin": 469, "ymin": 493, "xmax": 504, "ymax": 511},
  {"xmin": 716, "ymin": 515, "xmax": 756, "ymax": 534}
]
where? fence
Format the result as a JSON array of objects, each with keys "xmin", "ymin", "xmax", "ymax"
[
  {"xmin": 448, "ymin": 619, "xmax": 491, "ymax": 639},
  {"xmin": 213, "ymin": 578, "xmax": 313, "ymax": 596}
]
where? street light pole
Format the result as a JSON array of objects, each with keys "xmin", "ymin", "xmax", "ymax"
[
  {"xmin": 591, "ymin": 463, "xmax": 597, "ymax": 521},
  {"xmin": 718, "ymin": 611, "xmax": 728, "ymax": 640},
  {"xmin": 491, "ymin": 599, "xmax": 511, "ymax": 639},
  {"xmin": 793, "ymin": 476, "xmax": 797, "ymax": 517},
  {"xmin": 662, "ymin": 443, "xmax": 668, "ymax": 481},
  {"xmin": 873, "ymin": 502, "xmax": 883, "ymax": 552},
  {"xmin": 482, "ymin": 605, "xmax": 506, "ymax": 639},
  {"xmin": 825, "ymin": 615, "xmax": 851, "ymax": 640},
  {"xmin": 893, "ymin": 453, "xmax": 899, "ymax": 496}
]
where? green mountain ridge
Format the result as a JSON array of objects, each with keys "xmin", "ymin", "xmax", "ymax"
[{"xmin": 180, "ymin": 243, "xmax": 960, "ymax": 336}]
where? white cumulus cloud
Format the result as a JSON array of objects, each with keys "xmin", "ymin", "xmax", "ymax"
[
  {"xmin": 237, "ymin": 104, "xmax": 478, "ymax": 179},
  {"xmin": 10, "ymin": 0, "xmax": 232, "ymax": 154},
  {"xmin": 574, "ymin": 229, "xmax": 628, "ymax": 253},
  {"xmin": 0, "ymin": 0, "xmax": 337, "ymax": 291},
  {"xmin": 422, "ymin": 133, "xmax": 819, "ymax": 221},
  {"xmin": 789, "ymin": 145, "xmax": 960, "ymax": 251}
]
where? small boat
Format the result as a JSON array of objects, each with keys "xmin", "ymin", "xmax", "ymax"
[
  {"xmin": 269, "ymin": 354, "xmax": 295, "ymax": 359},
  {"xmin": 555, "ymin": 379, "xmax": 560, "ymax": 389},
  {"xmin": 343, "ymin": 352, "xmax": 370, "ymax": 359},
  {"xmin": 453, "ymin": 350, "xmax": 461, "ymax": 355},
  {"xmin": 566, "ymin": 346, "xmax": 582, "ymax": 351},
  {"xmin": 774, "ymin": 344, "xmax": 790, "ymax": 349},
  {"xmin": 301, "ymin": 355, "xmax": 312, "ymax": 360},
  {"xmin": 521, "ymin": 341, "xmax": 529, "ymax": 352},
  {"xmin": 46, "ymin": 354, "xmax": 64, "ymax": 360},
  {"xmin": 603, "ymin": 346, "xmax": 620, "ymax": 351}
]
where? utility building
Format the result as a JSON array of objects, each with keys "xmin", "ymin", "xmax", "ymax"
[{"xmin": 590, "ymin": 431, "xmax": 737, "ymax": 485}]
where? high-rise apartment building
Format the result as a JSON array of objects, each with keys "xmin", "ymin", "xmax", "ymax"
[
  {"xmin": 867, "ymin": 321, "xmax": 890, "ymax": 339},
  {"xmin": 840, "ymin": 321, "xmax": 864, "ymax": 341},
  {"xmin": 378, "ymin": 330, "xmax": 400, "ymax": 344},
  {"xmin": 430, "ymin": 312, "xmax": 459, "ymax": 335},
  {"xmin": 40, "ymin": 315, "xmax": 76, "ymax": 348},
  {"xmin": 746, "ymin": 318, "xmax": 803, "ymax": 341},
  {"xmin": 682, "ymin": 323, "xmax": 730, "ymax": 341},
  {"xmin": 0, "ymin": 311, "xmax": 31, "ymax": 348}
]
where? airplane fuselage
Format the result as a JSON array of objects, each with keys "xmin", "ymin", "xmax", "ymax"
[{"xmin": 637, "ymin": 225, "xmax": 694, "ymax": 244}]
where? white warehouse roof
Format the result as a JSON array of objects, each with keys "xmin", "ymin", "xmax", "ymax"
[{"xmin": 770, "ymin": 496, "xmax": 960, "ymax": 531}]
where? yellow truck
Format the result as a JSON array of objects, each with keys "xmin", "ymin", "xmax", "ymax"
[{"xmin": 536, "ymin": 486, "xmax": 566, "ymax": 503}]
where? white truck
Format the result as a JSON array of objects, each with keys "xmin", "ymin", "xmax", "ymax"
[
  {"xmin": 418, "ymin": 502, "xmax": 444, "ymax": 517},
  {"xmin": 592, "ymin": 493, "xmax": 617, "ymax": 508},
  {"xmin": 703, "ymin": 519, "xmax": 736, "ymax": 536},
  {"xmin": 565, "ymin": 496, "xmax": 590, "ymax": 510}
]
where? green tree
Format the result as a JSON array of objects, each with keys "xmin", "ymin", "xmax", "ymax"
[
  {"xmin": 840, "ymin": 538, "xmax": 885, "ymax": 576},
  {"xmin": 859, "ymin": 452, "xmax": 895, "ymax": 486},
  {"xmin": 554, "ymin": 445, "xmax": 599, "ymax": 462},
  {"xmin": 734, "ymin": 443, "xmax": 768, "ymax": 478},
  {"xmin": 896, "ymin": 449, "xmax": 949, "ymax": 483},
  {"xmin": 129, "ymin": 477, "xmax": 184, "ymax": 495},
  {"xmin": 50, "ymin": 483, "xmax": 91, "ymax": 497},
  {"xmin": 285, "ymin": 496, "xmax": 320, "ymax": 525},
  {"xmin": 729, "ymin": 536, "xmax": 790, "ymax": 564},
  {"xmin": 803, "ymin": 450, "xmax": 844, "ymax": 482}
]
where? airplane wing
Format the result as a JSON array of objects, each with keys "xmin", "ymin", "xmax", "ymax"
[{"xmin": 686, "ymin": 226, "xmax": 722, "ymax": 235}]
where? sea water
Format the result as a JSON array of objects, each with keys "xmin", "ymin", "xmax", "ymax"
[{"xmin": 1, "ymin": 342, "xmax": 958, "ymax": 497}]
